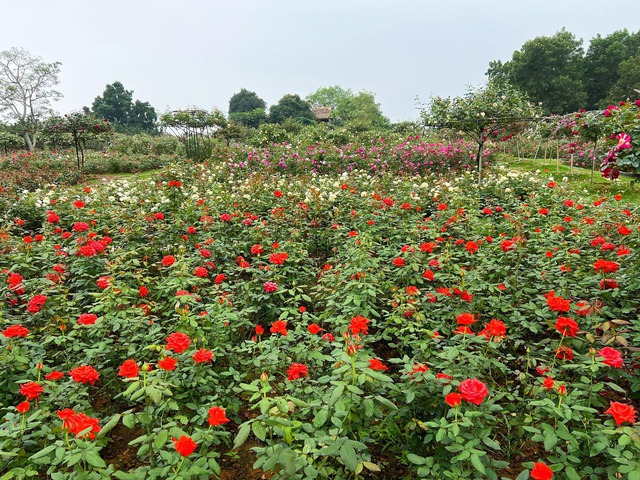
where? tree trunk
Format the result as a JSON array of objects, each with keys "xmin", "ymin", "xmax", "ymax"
[
  {"xmin": 477, "ymin": 142, "xmax": 484, "ymax": 185},
  {"xmin": 23, "ymin": 132, "xmax": 34, "ymax": 151}
]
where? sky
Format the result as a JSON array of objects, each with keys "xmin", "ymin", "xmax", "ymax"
[{"xmin": 1, "ymin": 0, "xmax": 638, "ymax": 123}]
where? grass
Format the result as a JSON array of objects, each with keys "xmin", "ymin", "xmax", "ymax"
[{"xmin": 498, "ymin": 155, "xmax": 640, "ymax": 204}]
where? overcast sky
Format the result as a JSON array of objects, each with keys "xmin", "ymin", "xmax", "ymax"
[{"xmin": 1, "ymin": 0, "xmax": 638, "ymax": 122}]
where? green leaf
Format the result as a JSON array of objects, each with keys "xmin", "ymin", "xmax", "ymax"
[
  {"xmin": 313, "ymin": 409, "xmax": 328, "ymax": 428},
  {"xmin": 340, "ymin": 444, "xmax": 358, "ymax": 472},
  {"xmin": 470, "ymin": 453, "xmax": 485, "ymax": 474},
  {"xmin": 543, "ymin": 431, "xmax": 557, "ymax": 451},
  {"xmin": 328, "ymin": 384, "xmax": 345, "ymax": 407},
  {"xmin": 85, "ymin": 450, "xmax": 106, "ymax": 469},
  {"xmin": 154, "ymin": 430, "xmax": 168, "ymax": 449},
  {"xmin": 122, "ymin": 414, "xmax": 136, "ymax": 429},
  {"xmin": 29, "ymin": 445, "xmax": 56, "ymax": 460},
  {"xmin": 252, "ymin": 421, "xmax": 266, "ymax": 442},
  {"xmin": 406, "ymin": 454, "xmax": 426, "ymax": 465},
  {"xmin": 233, "ymin": 422, "xmax": 251, "ymax": 449},
  {"xmin": 279, "ymin": 448, "xmax": 296, "ymax": 477},
  {"xmin": 97, "ymin": 413, "xmax": 121, "ymax": 438},
  {"xmin": 146, "ymin": 386, "xmax": 162, "ymax": 404},
  {"xmin": 565, "ymin": 466, "xmax": 580, "ymax": 480}
]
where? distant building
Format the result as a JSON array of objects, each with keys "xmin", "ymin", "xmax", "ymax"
[{"xmin": 311, "ymin": 107, "xmax": 332, "ymax": 122}]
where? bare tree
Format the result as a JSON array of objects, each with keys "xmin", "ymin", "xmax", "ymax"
[{"xmin": 0, "ymin": 47, "xmax": 62, "ymax": 150}]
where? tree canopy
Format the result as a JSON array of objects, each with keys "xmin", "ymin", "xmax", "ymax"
[
  {"xmin": 90, "ymin": 81, "xmax": 157, "ymax": 134},
  {"xmin": 268, "ymin": 94, "xmax": 315, "ymax": 124},
  {"xmin": 421, "ymin": 80, "xmax": 540, "ymax": 181},
  {"xmin": 0, "ymin": 47, "xmax": 62, "ymax": 150},
  {"xmin": 229, "ymin": 88, "xmax": 266, "ymax": 114}
]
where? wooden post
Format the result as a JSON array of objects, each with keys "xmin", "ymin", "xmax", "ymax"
[{"xmin": 570, "ymin": 154, "xmax": 573, "ymax": 174}]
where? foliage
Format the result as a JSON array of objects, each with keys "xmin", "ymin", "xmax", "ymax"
[
  {"xmin": 421, "ymin": 80, "xmax": 540, "ymax": 180},
  {"xmin": 90, "ymin": 81, "xmax": 158, "ymax": 134},
  {"xmin": 306, "ymin": 85, "xmax": 354, "ymax": 110},
  {"xmin": 600, "ymin": 100, "xmax": 640, "ymax": 180},
  {"xmin": 0, "ymin": 154, "xmax": 639, "ymax": 479},
  {"xmin": 160, "ymin": 108, "xmax": 227, "ymax": 161},
  {"xmin": 51, "ymin": 112, "xmax": 111, "ymax": 169},
  {"xmin": 606, "ymin": 53, "xmax": 640, "ymax": 106},
  {"xmin": 228, "ymin": 88, "xmax": 266, "ymax": 114},
  {"xmin": 268, "ymin": 94, "xmax": 315, "ymax": 125},
  {"xmin": 583, "ymin": 29, "xmax": 640, "ymax": 109},
  {"xmin": 0, "ymin": 47, "xmax": 62, "ymax": 151},
  {"xmin": 487, "ymin": 29, "xmax": 586, "ymax": 115}
]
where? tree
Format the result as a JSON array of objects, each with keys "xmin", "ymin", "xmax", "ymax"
[
  {"xmin": 51, "ymin": 112, "xmax": 110, "ymax": 169},
  {"xmin": 0, "ymin": 47, "xmax": 62, "ymax": 150},
  {"xmin": 335, "ymin": 91, "xmax": 389, "ymax": 129},
  {"xmin": 268, "ymin": 94, "xmax": 314, "ymax": 124},
  {"xmin": 306, "ymin": 85, "xmax": 354, "ymax": 109},
  {"xmin": 160, "ymin": 108, "xmax": 226, "ymax": 161},
  {"xmin": 583, "ymin": 29, "xmax": 640, "ymax": 109},
  {"xmin": 421, "ymin": 80, "xmax": 540, "ymax": 182},
  {"xmin": 91, "ymin": 81, "xmax": 157, "ymax": 134},
  {"xmin": 606, "ymin": 53, "xmax": 640, "ymax": 104},
  {"xmin": 487, "ymin": 29, "xmax": 586, "ymax": 114},
  {"xmin": 229, "ymin": 88, "xmax": 266, "ymax": 114}
]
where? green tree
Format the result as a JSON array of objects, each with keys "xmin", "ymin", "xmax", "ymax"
[
  {"xmin": 421, "ymin": 80, "xmax": 540, "ymax": 182},
  {"xmin": 229, "ymin": 88, "xmax": 266, "ymax": 114},
  {"xmin": 336, "ymin": 91, "xmax": 389, "ymax": 129},
  {"xmin": 268, "ymin": 94, "xmax": 314, "ymax": 124},
  {"xmin": 306, "ymin": 85, "xmax": 354, "ymax": 109},
  {"xmin": 583, "ymin": 29, "xmax": 640, "ymax": 109},
  {"xmin": 52, "ymin": 112, "xmax": 110, "ymax": 169},
  {"xmin": 488, "ymin": 29, "xmax": 586, "ymax": 114},
  {"xmin": 0, "ymin": 47, "xmax": 62, "ymax": 151},
  {"xmin": 91, "ymin": 81, "xmax": 157, "ymax": 134},
  {"xmin": 228, "ymin": 88, "xmax": 267, "ymax": 128},
  {"xmin": 160, "ymin": 108, "xmax": 226, "ymax": 161},
  {"xmin": 606, "ymin": 53, "xmax": 640, "ymax": 104}
]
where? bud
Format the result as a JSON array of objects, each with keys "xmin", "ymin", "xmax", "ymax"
[
  {"xmin": 142, "ymin": 363, "xmax": 151, "ymax": 372},
  {"xmin": 260, "ymin": 372, "xmax": 269, "ymax": 384},
  {"xmin": 347, "ymin": 345, "xmax": 358, "ymax": 357}
]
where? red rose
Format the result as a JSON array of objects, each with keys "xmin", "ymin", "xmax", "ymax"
[
  {"xmin": 69, "ymin": 365, "xmax": 100, "ymax": 386},
  {"xmin": 207, "ymin": 406, "xmax": 230, "ymax": 426},
  {"xmin": 118, "ymin": 359, "xmax": 140, "ymax": 378},
  {"xmin": 158, "ymin": 357, "xmax": 178, "ymax": 371},
  {"xmin": 445, "ymin": 393, "xmax": 462, "ymax": 407},
  {"xmin": 161, "ymin": 255, "xmax": 176, "ymax": 267},
  {"xmin": 307, "ymin": 323, "xmax": 322, "ymax": 334},
  {"xmin": 597, "ymin": 347, "xmax": 623, "ymax": 368},
  {"xmin": 192, "ymin": 348, "xmax": 214, "ymax": 364},
  {"xmin": 166, "ymin": 332, "xmax": 191, "ymax": 353},
  {"xmin": 459, "ymin": 379, "xmax": 488, "ymax": 405},
  {"xmin": 19, "ymin": 382, "xmax": 44, "ymax": 400},
  {"xmin": 77, "ymin": 313, "xmax": 98, "ymax": 325},
  {"xmin": 287, "ymin": 363, "xmax": 308, "ymax": 381},
  {"xmin": 530, "ymin": 461, "xmax": 553, "ymax": 480},
  {"xmin": 2, "ymin": 324, "xmax": 29, "ymax": 338},
  {"xmin": 368, "ymin": 358, "xmax": 388, "ymax": 371},
  {"xmin": 270, "ymin": 320, "xmax": 287, "ymax": 336},
  {"xmin": 16, "ymin": 401, "xmax": 30, "ymax": 414},
  {"xmin": 555, "ymin": 316, "xmax": 579, "ymax": 337},
  {"xmin": 605, "ymin": 401, "xmax": 636, "ymax": 426},
  {"xmin": 349, "ymin": 315, "xmax": 369, "ymax": 335},
  {"xmin": 173, "ymin": 435, "xmax": 197, "ymax": 457}
]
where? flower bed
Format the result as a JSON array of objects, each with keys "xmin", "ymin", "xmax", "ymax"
[{"xmin": 0, "ymin": 158, "xmax": 638, "ymax": 479}]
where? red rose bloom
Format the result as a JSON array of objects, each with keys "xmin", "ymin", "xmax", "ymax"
[
  {"xmin": 16, "ymin": 401, "xmax": 30, "ymax": 414},
  {"xmin": 161, "ymin": 255, "xmax": 176, "ymax": 267},
  {"xmin": 26, "ymin": 294, "xmax": 47, "ymax": 313},
  {"xmin": 598, "ymin": 347, "xmax": 623, "ymax": 368},
  {"xmin": 456, "ymin": 313, "xmax": 477, "ymax": 326},
  {"xmin": 605, "ymin": 401, "xmax": 636, "ymax": 426},
  {"xmin": 139, "ymin": 286, "xmax": 149, "ymax": 297},
  {"xmin": 77, "ymin": 313, "xmax": 98, "ymax": 325},
  {"xmin": 207, "ymin": 406, "xmax": 230, "ymax": 426},
  {"xmin": 194, "ymin": 266, "xmax": 208, "ymax": 278},
  {"xmin": 307, "ymin": 323, "xmax": 322, "ymax": 334},
  {"xmin": 555, "ymin": 345, "xmax": 574, "ymax": 360},
  {"xmin": 19, "ymin": 382, "xmax": 44, "ymax": 400},
  {"xmin": 118, "ymin": 359, "xmax": 140, "ymax": 378},
  {"xmin": 392, "ymin": 257, "xmax": 405, "ymax": 267},
  {"xmin": 445, "ymin": 393, "xmax": 462, "ymax": 407},
  {"xmin": 45, "ymin": 371, "xmax": 64, "ymax": 381},
  {"xmin": 594, "ymin": 259, "xmax": 620, "ymax": 273},
  {"xmin": 287, "ymin": 363, "xmax": 308, "ymax": 381},
  {"xmin": 166, "ymin": 332, "xmax": 191, "ymax": 353},
  {"xmin": 263, "ymin": 281, "xmax": 278, "ymax": 293},
  {"xmin": 269, "ymin": 252, "xmax": 288, "ymax": 264},
  {"xmin": 555, "ymin": 316, "xmax": 579, "ymax": 337},
  {"xmin": 173, "ymin": 435, "xmax": 197, "ymax": 457},
  {"xmin": 545, "ymin": 292, "xmax": 571, "ymax": 312},
  {"xmin": 459, "ymin": 379, "xmax": 488, "ymax": 405},
  {"xmin": 368, "ymin": 358, "xmax": 388, "ymax": 371},
  {"xmin": 58, "ymin": 410, "xmax": 101, "ymax": 439},
  {"xmin": 349, "ymin": 315, "xmax": 369, "ymax": 335},
  {"xmin": 192, "ymin": 348, "xmax": 214, "ymax": 364},
  {"xmin": 158, "ymin": 357, "xmax": 178, "ymax": 371},
  {"xmin": 530, "ymin": 461, "xmax": 554, "ymax": 480},
  {"xmin": 270, "ymin": 320, "xmax": 288, "ymax": 336},
  {"xmin": 2, "ymin": 324, "xmax": 29, "ymax": 338},
  {"xmin": 69, "ymin": 365, "xmax": 100, "ymax": 386}
]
